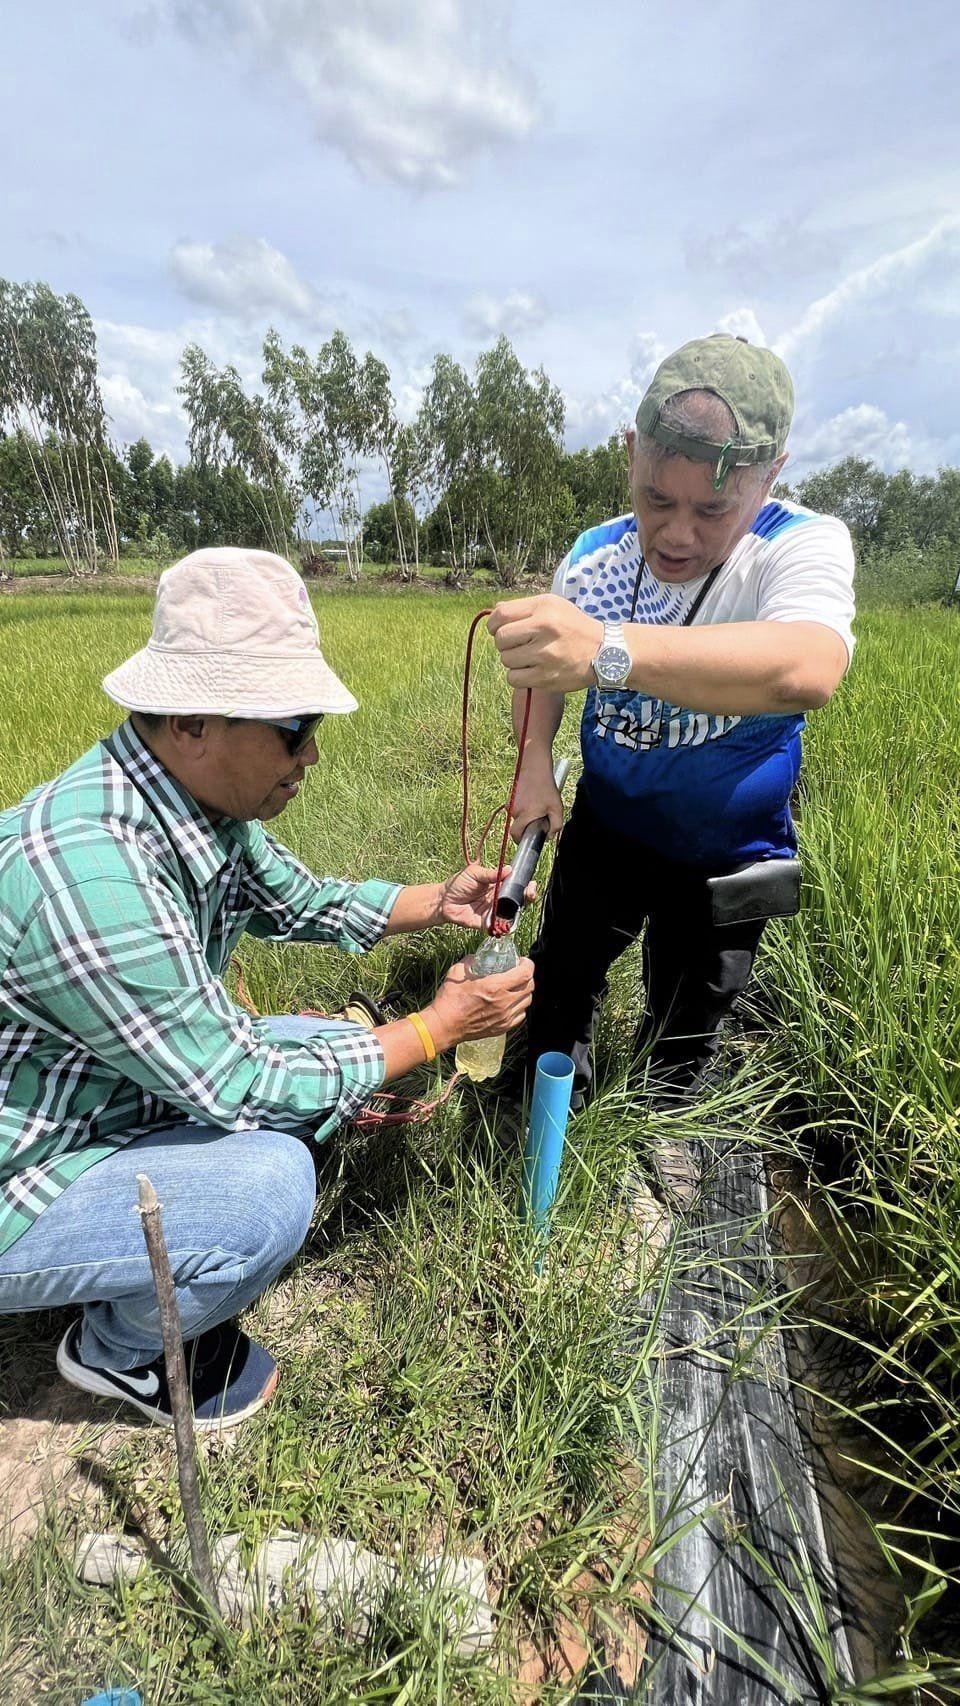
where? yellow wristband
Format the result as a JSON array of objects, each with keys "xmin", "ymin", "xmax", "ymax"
[{"xmin": 407, "ymin": 1010, "xmax": 437, "ymax": 1063}]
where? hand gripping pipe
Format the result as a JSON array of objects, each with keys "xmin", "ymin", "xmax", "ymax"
[{"xmin": 493, "ymin": 757, "xmax": 572, "ymax": 926}]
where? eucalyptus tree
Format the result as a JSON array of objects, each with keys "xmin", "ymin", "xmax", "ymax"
[
  {"xmin": 473, "ymin": 336, "xmax": 566, "ymax": 586},
  {"xmin": 361, "ymin": 352, "xmax": 420, "ymax": 579},
  {"xmin": 178, "ymin": 344, "xmax": 296, "ymax": 555},
  {"xmin": 414, "ymin": 353, "xmax": 479, "ymax": 586},
  {"xmin": 0, "ymin": 279, "xmax": 118, "ymax": 574},
  {"xmin": 389, "ymin": 421, "xmax": 430, "ymax": 576},
  {"xmin": 0, "ymin": 430, "xmax": 50, "ymax": 558},
  {"xmin": 562, "ymin": 433, "xmax": 631, "ymax": 535},
  {"xmin": 263, "ymin": 329, "xmax": 376, "ymax": 580}
]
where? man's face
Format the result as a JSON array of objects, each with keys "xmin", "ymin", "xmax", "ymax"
[
  {"xmin": 153, "ymin": 717, "xmax": 321, "ymax": 821},
  {"xmin": 628, "ymin": 434, "xmax": 784, "ymax": 584}
]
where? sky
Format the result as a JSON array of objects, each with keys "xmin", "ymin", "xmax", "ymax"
[{"xmin": 4, "ymin": 0, "xmax": 959, "ymax": 490}]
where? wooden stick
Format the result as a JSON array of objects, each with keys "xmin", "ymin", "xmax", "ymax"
[{"xmin": 136, "ymin": 1172, "xmax": 221, "ymax": 1615}]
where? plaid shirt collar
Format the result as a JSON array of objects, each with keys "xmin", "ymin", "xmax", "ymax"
[{"xmin": 104, "ymin": 719, "xmax": 245, "ymax": 889}]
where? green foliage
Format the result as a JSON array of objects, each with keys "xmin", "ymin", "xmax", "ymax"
[
  {"xmin": 263, "ymin": 327, "xmax": 394, "ymax": 579},
  {"xmin": 0, "ymin": 279, "xmax": 118, "ymax": 573},
  {"xmin": 778, "ymin": 458, "xmax": 960, "ymax": 597},
  {"xmin": 562, "ymin": 434, "xmax": 631, "ymax": 533},
  {"xmin": 362, "ymin": 496, "xmax": 419, "ymax": 565},
  {"xmin": 178, "ymin": 344, "xmax": 296, "ymax": 555},
  {"xmin": 472, "ymin": 336, "xmax": 567, "ymax": 586},
  {"xmin": 4, "ymin": 278, "xmax": 960, "ymax": 600},
  {"xmin": 413, "ymin": 352, "xmax": 480, "ymax": 584}
]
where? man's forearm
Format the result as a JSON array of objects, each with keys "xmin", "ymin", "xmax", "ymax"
[
  {"xmin": 381, "ymin": 883, "xmax": 444, "ymax": 936},
  {"xmin": 513, "ymin": 687, "xmax": 564, "ymax": 758},
  {"xmin": 489, "ymin": 594, "xmax": 849, "ymax": 715},
  {"xmin": 624, "ymin": 619, "xmax": 848, "ymax": 715}
]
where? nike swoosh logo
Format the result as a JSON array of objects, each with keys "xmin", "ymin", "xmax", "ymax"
[{"xmin": 118, "ymin": 1368, "xmax": 160, "ymax": 1398}]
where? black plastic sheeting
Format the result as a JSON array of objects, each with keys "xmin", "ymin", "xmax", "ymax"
[{"xmin": 578, "ymin": 1134, "xmax": 857, "ymax": 1705}]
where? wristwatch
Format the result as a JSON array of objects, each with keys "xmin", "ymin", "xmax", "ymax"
[{"xmin": 592, "ymin": 621, "xmax": 632, "ymax": 690}]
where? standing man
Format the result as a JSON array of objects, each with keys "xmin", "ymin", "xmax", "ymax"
[
  {"xmin": 489, "ymin": 334, "xmax": 855, "ymax": 1108},
  {"xmin": 0, "ymin": 548, "xmax": 533, "ymax": 1428}
]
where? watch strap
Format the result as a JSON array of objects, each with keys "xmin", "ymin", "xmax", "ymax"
[{"xmin": 593, "ymin": 620, "xmax": 630, "ymax": 688}]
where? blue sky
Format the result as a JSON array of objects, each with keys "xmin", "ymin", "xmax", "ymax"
[{"xmin": 5, "ymin": 0, "xmax": 959, "ymax": 484}]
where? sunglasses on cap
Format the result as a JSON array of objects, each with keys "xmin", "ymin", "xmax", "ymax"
[{"xmin": 266, "ymin": 714, "xmax": 324, "ymax": 756}]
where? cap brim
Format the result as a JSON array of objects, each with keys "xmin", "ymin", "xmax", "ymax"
[{"xmin": 102, "ymin": 644, "xmax": 358, "ymax": 717}]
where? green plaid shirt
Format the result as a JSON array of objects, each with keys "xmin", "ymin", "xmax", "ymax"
[{"xmin": 0, "ymin": 720, "xmax": 401, "ymax": 1255}]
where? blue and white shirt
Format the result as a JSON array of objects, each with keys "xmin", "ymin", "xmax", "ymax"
[{"xmin": 552, "ymin": 501, "xmax": 855, "ymax": 869}]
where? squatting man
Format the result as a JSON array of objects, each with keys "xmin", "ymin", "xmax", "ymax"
[
  {"xmin": 488, "ymin": 333, "xmax": 856, "ymax": 1112},
  {"xmin": 0, "ymin": 548, "xmax": 534, "ymax": 1429}
]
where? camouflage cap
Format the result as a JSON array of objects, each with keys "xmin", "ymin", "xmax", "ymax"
[{"xmin": 636, "ymin": 333, "xmax": 794, "ymax": 490}]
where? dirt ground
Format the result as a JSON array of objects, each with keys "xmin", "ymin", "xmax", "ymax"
[{"xmin": 0, "ymin": 1311, "xmax": 125, "ymax": 1551}]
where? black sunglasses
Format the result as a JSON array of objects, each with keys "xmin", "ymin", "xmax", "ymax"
[{"xmin": 268, "ymin": 714, "xmax": 324, "ymax": 756}]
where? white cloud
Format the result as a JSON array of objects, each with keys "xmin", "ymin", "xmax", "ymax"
[
  {"xmin": 685, "ymin": 220, "xmax": 840, "ymax": 288},
  {"xmin": 101, "ymin": 373, "xmax": 186, "ymax": 458},
  {"xmin": 160, "ymin": 0, "xmax": 539, "ymax": 189},
  {"xmin": 629, "ymin": 332, "xmax": 667, "ymax": 391},
  {"xmin": 564, "ymin": 381, "xmax": 635, "ymax": 450},
  {"xmin": 788, "ymin": 403, "xmax": 914, "ymax": 476},
  {"xmin": 778, "ymin": 216, "xmax": 960, "ymax": 366},
  {"xmin": 94, "ymin": 315, "xmax": 263, "ymax": 462},
  {"xmin": 564, "ymin": 331, "xmax": 666, "ymax": 449},
  {"xmin": 463, "ymin": 290, "xmax": 547, "ymax": 338},
  {"xmin": 376, "ymin": 309, "xmax": 416, "ymax": 350},
  {"xmin": 774, "ymin": 215, "xmax": 960, "ymax": 472},
  {"xmin": 715, "ymin": 307, "xmax": 766, "ymax": 345},
  {"xmin": 169, "ymin": 234, "xmax": 326, "ymax": 324}
]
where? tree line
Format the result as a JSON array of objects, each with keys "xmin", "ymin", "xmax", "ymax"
[{"xmin": 1, "ymin": 278, "xmax": 958, "ymax": 594}]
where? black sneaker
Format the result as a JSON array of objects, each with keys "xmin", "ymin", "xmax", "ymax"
[{"xmin": 56, "ymin": 1320, "xmax": 278, "ymax": 1431}]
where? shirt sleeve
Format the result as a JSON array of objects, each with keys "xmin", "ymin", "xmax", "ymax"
[
  {"xmin": 550, "ymin": 547, "xmax": 575, "ymax": 600},
  {"xmin": 239, "ymin": 825, "xmax": 401, "ymax": 954},
  {"xmin": 14, "ymin": 876, "xmax": 386, "ymax": 1138},
  {"xmin": 755, "ymin": 517, "xmax": 857, "ymax": 661}
]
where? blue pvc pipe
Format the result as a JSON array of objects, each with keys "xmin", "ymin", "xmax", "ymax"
[
  {"xmin": 522, "ymin": 1051, "xmax": 575, "ymax": 1236},
  {"xmin": 80, "ymin": 1693, "xmax": 142, "ymax": 1706}
]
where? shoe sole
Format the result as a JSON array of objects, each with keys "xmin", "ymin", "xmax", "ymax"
[
  {"xmin": 648, "ymin": 1137, "xmax": 702, "ymax": 1210},
  {"xmin": 56, "ymin": 1332, "xmax": 279, "ymax": 1432}
]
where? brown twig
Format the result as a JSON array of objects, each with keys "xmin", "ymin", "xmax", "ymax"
[{"xmin": 136, "ymin": 1173, "xmax": 221, "ymax": 1615}]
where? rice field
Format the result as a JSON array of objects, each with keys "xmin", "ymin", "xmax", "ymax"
[{"xmin": 0, "ymin": 586, "xmax": 957, "ymax": 1699}]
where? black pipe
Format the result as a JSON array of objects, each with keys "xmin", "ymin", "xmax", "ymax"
[
  {"xmin": 493, "ymin": 757, "xmax": 571, "ymax": 925},
  {"xmin": 574, "ymin": 1139, "xmax": 858, "ymax": 1704}
]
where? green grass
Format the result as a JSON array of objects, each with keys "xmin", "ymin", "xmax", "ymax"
[
  {"xmin": 0, "ymin": 589, "xmax": 958, "ymax": 1698},
  {"xmin": 0, "ymin": 556, "xmax": 540, "ymax": 593},
  {"xmin": 3, "ymin": 555, "xmax": 160, "ymax": 580},
  {"xmin": 755, "ymin": 606, "xmax": 960, "ymax": 1607},
  {"xmin": 0, "ymin": 588, "xmax": 670, "ymax": 1701}
]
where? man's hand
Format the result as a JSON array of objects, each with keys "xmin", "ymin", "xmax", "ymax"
[
  {"xmin": 422, "ymin": 954, "xmax": 535, "ymax": 1051},
  {"xmin": 488, "ymin": 594, "xmax": 603, "ymax": 692},
  {"xmin": 438, "ymin": 862, "xmax": 535, "ymax": 930},
  {"xmin": 509, "ymin": 756, "xmax": 564, "ymax": 842}
]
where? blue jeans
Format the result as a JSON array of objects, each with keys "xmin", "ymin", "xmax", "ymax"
[{"xmin": 0, "ymin": 1017, "xmax": 335, "ymax": 1370}]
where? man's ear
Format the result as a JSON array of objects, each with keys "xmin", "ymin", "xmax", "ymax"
[
  {"xmin": 768, "ymin": 452, "xmax": 789, "ymax": 488},
  {"xmin": 166, "ymin": 714, "xmax": 210, "ymax": 753},
  {"xmin": 625, "ymin": 426, "xmax": 637, "ymax": 475}
]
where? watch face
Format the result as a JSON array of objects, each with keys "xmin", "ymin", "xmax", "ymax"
[{"xmin": 596, "ymin": 645, "xmax": 631, "ymax": 682}]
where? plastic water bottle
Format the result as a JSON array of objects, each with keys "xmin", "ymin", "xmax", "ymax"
[{"xmin": 454, "ymin": 933, "xmax": 519, "ymax": 1082}]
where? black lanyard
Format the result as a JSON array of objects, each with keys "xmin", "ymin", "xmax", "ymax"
[
  {"xmin": 629, "ymin": 558, "xmax": 725, "ymax": 625},
  {"xmin": 605, "ymin": 558, "xmax": 727, "ymax": 752}
]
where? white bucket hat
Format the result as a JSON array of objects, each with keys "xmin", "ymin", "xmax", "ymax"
[{"xmin": 102, "ymin": 547, "xmax": 358, "ymax": 718}]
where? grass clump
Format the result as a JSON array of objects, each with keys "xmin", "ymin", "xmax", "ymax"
[
  {"xmin": 0, "ymin": 586, "xmax": 661, "ymax": 1697},
  {"xmin": 0, "ymin": 586, "xmax": 959, "ymax": 1690}
]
